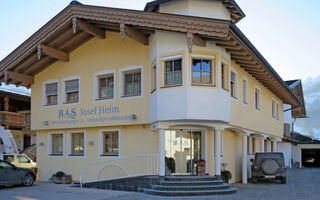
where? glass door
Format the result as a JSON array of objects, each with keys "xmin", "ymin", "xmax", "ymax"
[{"xmin": 165, "ymin": 130, "xmax": 202, "ymax": 175}]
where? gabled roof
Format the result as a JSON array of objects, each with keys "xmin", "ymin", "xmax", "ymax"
[
  {"xmin": 144, "ymin": 0, "xmax": 245, "ymax": 23},
  {"xmin": 0, "ymin": 2, "xmax": 301, "ymax": 107},
  {"xmin": 285, "ymin": 79, "xmax": 306, "ymax": 118}
]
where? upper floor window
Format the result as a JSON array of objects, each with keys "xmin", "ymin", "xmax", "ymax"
[
  {"xmin": 255, "ymin": 88, "xmax": 261, "ymax": 110},
  {"xmin": 243, "ymin": 79, "xmax": 248, "ymax": 104},
  {"xmin": 151, "ymin": 65, "xmax": 156, "ymax": 92},
  {"xmin": 124, "ymin": 70, "xmax": 141, "ymax": 97},
  {"xmin": 64, "ymin": 79, "xmax": 79, "ymax": 104},
  {"xmin": 221, "ymin": 63, "xmax": 226, "ymax": 89},
  {"xmin": 192, "ymin": 59, "xmax": 213, "ymax": 85},
  {"xmin": 98, "ymin": 74, "xmax": 114, "ymax": 99},
  {"xmin": 165, "ymin": 59, "xmax": 182, "ymax": 86},
  {"xmin": 272, "ymin": 100, "xmax": 280, "ymax": 120},
  {"xmin": 45, "ymin": 82, "xmax": 58, "ymax": 106},
  {"xmin": 230, "ymin": 71, "xmax": 237, "ymax": 98}
]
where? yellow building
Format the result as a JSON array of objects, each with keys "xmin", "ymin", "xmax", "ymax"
[{"xmin": 0, "ymin": 0, "xmax": 302, "ymax": 186}]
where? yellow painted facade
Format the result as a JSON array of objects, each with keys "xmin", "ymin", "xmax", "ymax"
[{"xmin": 25, "ymin": 1, "xmax": 290, "ymax": 184}]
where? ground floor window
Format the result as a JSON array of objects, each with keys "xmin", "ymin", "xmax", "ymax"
[
  {"xmin": 70, "ymin": 132, "xmax": 84, "ymax": 156},
  {"xmin": 102, "ymin": 131, "xmax": 119, "ymax": 156},
  {"xmin": 51, "ymin": 133, "xmax": 63, "ymax": 156}
]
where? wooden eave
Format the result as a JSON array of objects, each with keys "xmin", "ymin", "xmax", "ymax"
[
  {"xmin": 0, "ymin": 2, "xmax": 300, "ymax": 108},
  {"xmin": 0, "ymin": 3, "xmax": 229, "ymax": 88}
]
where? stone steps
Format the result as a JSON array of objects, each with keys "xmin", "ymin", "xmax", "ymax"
[{"xmin": 143, "ymin": 176, "xmax": 237, "ymax": 196}]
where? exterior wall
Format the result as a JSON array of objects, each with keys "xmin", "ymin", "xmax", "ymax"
[
  {"xmin": 229, "ymin": 59, "xmax": 284, "ymax": 138},
  {"xmin": 291, "ymin": 144, "xmax": 301, "ymax": 168},
  {"xmin": 159, "ymin": 0, "xmax": 231, "ymax": 20},
  {"xmin": 31, "ymin": 32, "xmax": 151, "ymax": 131},
  {"xmin": 277, "ymin": 142, "xmax": 292, "ymax": 167},
  {"xmin": 36, "ymin": 125, "xmax": 157, "ymax": 181}
]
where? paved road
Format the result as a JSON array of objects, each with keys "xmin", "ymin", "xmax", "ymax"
[{"xmin": 0, "ymin": 168, "xmax": 319, "ymax": 200}]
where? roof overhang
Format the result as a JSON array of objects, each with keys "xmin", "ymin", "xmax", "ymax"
[
  {"xmin": 144, "ymin": 0, "xmax": 246, "ymax": 23},
  {"xmin": 0, "ymin": 2, "xmax": 300, "ymax": 107},
  {"xmin": 285, "ymin": 79, "xmax": 307, "ymax": 118}
]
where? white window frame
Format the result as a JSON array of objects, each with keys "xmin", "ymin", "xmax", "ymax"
[
  {"xmin": 242, "ymin": 77, "xmax": 248, "ymax": 105},
  {"xmin": 230, "ymin": 69, "xmax": 238, "ymax": 99},
  {"xmin": 48, "ymin": 132, "xmax": 64, "ymax": 157},
  {"xmin": 161, "ymin": 54, "xmax": 183, "ymax": 87},
  {"xmin": 62, "ymin": 76, "xmax": 80, "ymax": 105},
  {"xmin": 191, "ymin": 54, "xmax": 215, "ymax": 85},
  {"xmin": 220, "ymin": 60, "xmax": 228, "ymax": 90},
  {"xmin": 99, "ymin": 129, "xmax": 121, "ymax": 158},
  {"xmin": 67, "ymin": 131, "xmax": 86, "ymax": 158},
  {"xmin": 94, "ymin": 70, "xmax": 116, "ymax": 102},
  {"xmin": 272, "ymin": 99, "xmax": 280, "ymax": 121},
  {"xmin": 151, "ymin": 61, "xmax": 157, "ymax": 93},
  {"xmin": 119, "ymin": 66, "xmax": 143, "ymax": 99},
  {"xmin": 255, "ymin": 87, "xmax": 261, "ymax": 111},
  {"xmin": 42, "ymin": 80, "xmax": 59, "ymax": 108}
]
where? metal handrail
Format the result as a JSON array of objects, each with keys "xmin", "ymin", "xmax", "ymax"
[{"xmin": 80, "ymin": 154, "xmax": 158, "ymax": 188}]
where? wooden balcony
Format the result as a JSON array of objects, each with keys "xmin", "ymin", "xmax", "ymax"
[{"xmin": 0, "ymin": 111, "xmax": 25, "ymax": 128}]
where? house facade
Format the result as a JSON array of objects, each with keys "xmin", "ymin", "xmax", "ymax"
[{"xmin": 0, "ymin": 0, "xmax": 302, "ymax": 184}]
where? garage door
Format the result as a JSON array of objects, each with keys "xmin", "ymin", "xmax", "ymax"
[{"xmin": 302, "ymin": 149, "xmax": 320, "ymax": 167}]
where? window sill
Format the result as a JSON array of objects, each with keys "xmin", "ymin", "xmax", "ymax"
[
  {"xmin": 43, "ymin": 104, "xmax": 58, "ymax": 107},
  {"xmin": 100, "ymin": 154, "xmax": 119, "ymax": 157},
  {"xmin": 49, "ymin": 154, "xmax": 63, "ymax": 157},
  {"xmin": 68, "ymin": 154, "xmax": 84, "ymax": 157},
  {"xmin": 222, "ymin": 87, "xmax": 229, "ymax": 92},
  {"xmin": 95, "ymin": 97, "xmax": 114, "ymax": 101},
  {"xmin": 161, "ymin": 84, "xmax": 182, "ymax": 89},
  {"xmin": 231, "ymin": 96, "xmax": 238, "ymax": 100},
  {"xmin": 191, "ymin": 83, "xmax": 216, "ymax": 87},
  {"xmin": 150, "ymin": 89, "xmax": 156, "ymax": 94},
  {"xmin": 63, "ymin": 102, "xmax": 79, "ymax": 105},
  {"xmin": 121, "ymin": 94, "xmax": 141, "ymax": 98}
]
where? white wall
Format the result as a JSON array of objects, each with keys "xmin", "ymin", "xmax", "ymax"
[
  {"xmin": 291, "ymin": 144, "xmax": 301, "ymax": 168},
  {"xmin": 278, "ymin": 142, "xmax": 292, "ymax": 167}
]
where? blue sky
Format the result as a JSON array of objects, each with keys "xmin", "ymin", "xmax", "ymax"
[{"xmin": 0, "ymin": 0, "xmax": 319, "ymax": 88}]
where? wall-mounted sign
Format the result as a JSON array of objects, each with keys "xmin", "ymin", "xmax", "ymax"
[{"xmin": 49, "ymin": 105, "xmax": 136, "ymax": 125}]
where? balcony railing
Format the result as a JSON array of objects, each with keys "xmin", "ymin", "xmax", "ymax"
[{"xmin": 0, "ymin": 111, "xmax": 25, "ymax": 128}]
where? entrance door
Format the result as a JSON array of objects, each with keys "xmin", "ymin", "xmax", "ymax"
[
  {"xmin": 23, "ymin": 134, "xmax": 31, "ymax": 149},
  {"xmin": 165, "ymin": 130, "xmax": 202, "ymax": 175}
]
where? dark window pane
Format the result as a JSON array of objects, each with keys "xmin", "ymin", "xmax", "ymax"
[
  {"xmin": 192, "ymin": 71, "xmax": 201, "ymax": 83},
  {"xmin": 202, "ymin": 72, "xmax": 211, "ymax": 83},
  {"xmin": 166, "ymin": 61, "xmax": 173, "ymax": 72},
  {"xmin": 125, "ymin": 74, "xmax": 133, "ymax": 84},
  {"xmin": 174, "ymin": 59, "xmax": 182, "ymax": 71}
]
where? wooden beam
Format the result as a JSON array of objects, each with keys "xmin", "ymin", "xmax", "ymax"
[
  {"xmin": 231, "ymin": 55, "xmax": 252, "ymax": 60},
  {"xmin": 228, "ymin": 49, "xmax": 248, "ymax": 56},
  {"xmin": 39, "ymin": 44, "xmax": 69, "ymax": 62},
  {"xmin": 4, "ymin": 71, "xmax": 34, "ymax": 85},
  {"xmin": 124, "ymin": 25, "xmax": 149, "ymax": 45},
  {"xmin": 192, "ymin": 34, "xmax": 206, "ymax": 47},
  {"xmin": 217, "ymin": 44, "xmax": 241, "ymax": 50},
  {"xmin": 234, "ymin": 59, "xmax": 257, "ymax": 65},
  {"xmin": 213, "ymin": 40, "xmax": 237, "ymax": 46},
  {"xmin": 77, "ymin": 19, "xmax": 106, "ymax": 39}
]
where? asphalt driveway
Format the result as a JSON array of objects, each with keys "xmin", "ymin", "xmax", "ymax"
[{"xmin": 0, "ymin": 168, "xmax": 319, "ymax": 200}]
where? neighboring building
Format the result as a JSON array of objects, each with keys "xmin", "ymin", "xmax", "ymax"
[
  {"xmin": 0, "ymin": 88, "xmax": 34, "ymax": 152},
  {"xmin": 278, "ymin": 80, "xmax": 320, "ymax": 168},
  {"xmin": 0, "ymin": 0, "xmax": 303, "ymax": 184}
]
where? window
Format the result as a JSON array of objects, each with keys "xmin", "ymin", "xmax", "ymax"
[
  {"xmin": 230, "ymin": 71, "xmax": 237, "ymax": 98},
  {"xmin": 45, "ymin": 82, "xmax": 58, "ymax": 105},
  {"xmin": 192, "ymin": 59, "xmax": 212, "ymax": 84},
  {"xmin": 64, "ymin": 79, "xmax": 79, "ymax": 104},
  {"xmin": 98, "ymin": 74, "xmax": 114, "ymax": 99},
  {"xmin": 102, "ymin": 131, "xmax": 119, "ymax": 156},
  {"xmin": 243, "ymin": 79, "xmax": 248, "ymax": 104},
  {"xmin": 272, "ymin": 100, "xmax": 280, "ymax": 120},
  {"xmin": 70, "ymin": 132, "xmax": 84, "ymax": 156},
  {"xmin": 151, "ymin": 65, "xmax": 156, "ymax": 92},
  {"xmin": 124, "ymin": 70, "xmax": 141, "ymax": 97},
  {"xmin": 0, "ymin": 161, "xmax": 14, "ymax": 169},
  {"xmin": 3, "ymin": 155, "xmax": 14, "ymax": 163},
  {"xmin": 221, "ymin": 63, "xmax": 226, "ymax": 89},
  {"xmin": 51, "ymin": 133, "xmax": 63, "ymax": 156},
  {"xmin": 255, "ymin": 88, "xmax": 261, "ymax": 110},
  {"xmin": 165, "ymin": 59, "xmax": 182, "ymax": 86},
  {"xmin": 17, "ymin": 155, "xmax": 30, "ymax": 163}
]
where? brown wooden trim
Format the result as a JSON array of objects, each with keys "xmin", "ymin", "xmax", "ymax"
[
  {"xmin": 40, "ymin": 44, "xmax": 69, "ymax": 62},
  {"xmin": 124, "ymin": 25, "xmax": 149, "ymax": 45},
  {"xmin": 4, "ymin": 71, "xmax": 34, "ymax": 85},
  {"xmin": 77, "ymin": 18, "xmax": 106, "ymax": 39}
]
